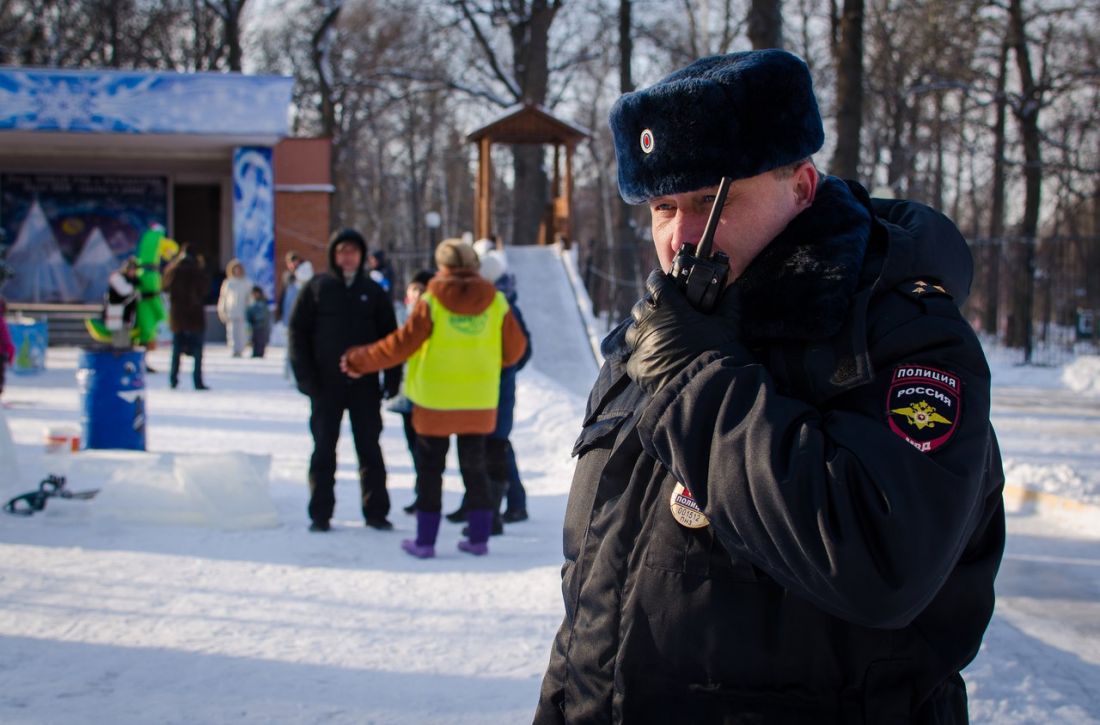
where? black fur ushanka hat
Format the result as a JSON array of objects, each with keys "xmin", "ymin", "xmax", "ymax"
[{"xmin": 609, "ymin": 49, "xmax": 824, "ymax": 204}]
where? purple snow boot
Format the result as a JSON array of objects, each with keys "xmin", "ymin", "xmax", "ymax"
[
  {"xmin": 457, "ymin": 509, "xmax": 492, "ymax": 556},
  {"xmin": 401, "ymin": 511, "xmax": 441, "ymax": 559}
]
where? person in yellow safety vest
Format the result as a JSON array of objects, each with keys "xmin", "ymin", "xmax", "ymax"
[{"xmin": 340, "ymin": 239, "xmax": 527, "ymax": 559}]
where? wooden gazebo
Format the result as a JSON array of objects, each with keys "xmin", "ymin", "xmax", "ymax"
[{"xmin": 467, "ymin": 104, "xmax": 589, "ymax": 246}]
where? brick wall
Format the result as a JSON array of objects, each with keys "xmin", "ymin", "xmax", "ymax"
[{"xmin": 275, "ymin": 191, "xmax": 330, "ymax": 299}]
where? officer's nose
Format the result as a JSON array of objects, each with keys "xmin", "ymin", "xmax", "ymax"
[{"xmin": 670, "ymin": 210, "xmax": 708, "ymax": 251}]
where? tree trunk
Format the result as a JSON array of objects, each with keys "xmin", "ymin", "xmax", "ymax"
[
  {"xmin": 931, "ymin": 91, "xmax": 945, "ymax": 212},
  {"xmin": 830, "ymin": 0, "xmax": 864, "ymax": 180},
  {"xmin": 1008, "ymin": 0, "xmax": 1043, "ymax": 360},
  {"xmin": 507, "ymin": 0, "xmax": 558, "ymax": 245},
  {"xmin": 610, "ymin": 0, "xmax": 641, "ymax": 319},
  {"xmin": 107, "ymin": 1, "xmax": 121, "ymax": 67},
  {"xmin": 511, "ymin": 146, "xmax": 547, "ymax": 245},
  {"xmin": 310, "ymin": 7, "xmax": 339, "ymax": 138},
  {"xmin": 984, "ymin": 39, "xmax": 1009, "ymax": 336},
  {"xmin": 223, "ymin": 0, "xmax": 245, "ymax": 71},
  {"xmin": 747, "ymin": 0, "xmax": 783, "ymax": 50}
]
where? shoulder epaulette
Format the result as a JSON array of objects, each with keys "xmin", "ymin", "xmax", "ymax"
[{"xmin": 897, "ymin": 278, "xmax": 954, "ymax": 302}]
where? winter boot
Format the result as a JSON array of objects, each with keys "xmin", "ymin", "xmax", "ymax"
[
  {"xmin": 401, "ymin": 511, "xmax": 441, "ymax": 559},
  {"xmin": 462, "ymin": 478, "xmax": 508, "ymax": 536},
  {"xmin": 457, "ymin": 509, "xmax": 492, "ymax": 556}
]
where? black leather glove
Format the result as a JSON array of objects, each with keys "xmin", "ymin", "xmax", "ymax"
[{"xmin": 624, "ymin": 269, "xmax": 741, "ymax": 396}]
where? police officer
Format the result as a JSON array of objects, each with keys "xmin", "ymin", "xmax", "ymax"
[{"xmin": 535, "ymin": 50, "xmax": 1004, "ymax": 723}]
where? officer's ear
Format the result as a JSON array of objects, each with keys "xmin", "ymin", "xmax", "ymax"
[{"xmin": 791, "ymin": 161, "xmax": 819, "ymax": 212}]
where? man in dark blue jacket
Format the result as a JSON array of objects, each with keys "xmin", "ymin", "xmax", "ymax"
[
  {"xmin": 289, "ymin": 228, "xmax": 401, "ymax": 532},
  {"xmin": 536, "ymin": 50, "xmax": 1004, "ymax": 724}
]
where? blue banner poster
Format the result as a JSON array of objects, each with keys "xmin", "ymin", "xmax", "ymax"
[{"xmin": 233, "ymin": 147, "xmax": 275, "ymax": 303}]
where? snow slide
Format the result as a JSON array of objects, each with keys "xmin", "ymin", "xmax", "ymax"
[{"xmin": 503, "ymin": 245, "xmax": 601, "ymax": 400}]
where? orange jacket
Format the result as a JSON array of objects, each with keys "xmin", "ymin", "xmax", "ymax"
[{"xmin": 344, "ymin": 268, "xmax": 528, "ymax": 436}]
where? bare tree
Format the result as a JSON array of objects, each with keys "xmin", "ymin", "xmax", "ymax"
[
  {"xmin": 982, "ymin": 38, "xmax": 1010, "ymax": 335},
  {"xmin": 610, "ymin": 0, "xmax": 642, "ymax": 319},
  {"xmin": 830, "ymin": 0, "xmax": 863, "ymax": 179},
  {"xmin": 747, "ymin": 0, "xmax": 783, "ymax": 49},
  {"xmin": 310, "ymin": 0, "xmax": 342, "ymax": 138},
  {"xmin": 442, "ymin": 1, "xmax": 563, "ymax": 245},
  {"xmin": 204, "ymin": 0, "xmax": 247, "ymax": 71}
]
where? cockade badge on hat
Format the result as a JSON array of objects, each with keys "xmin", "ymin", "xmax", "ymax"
[{"xmin": 640, "ymin": 128, "xmax": 655, "ymax": 154}]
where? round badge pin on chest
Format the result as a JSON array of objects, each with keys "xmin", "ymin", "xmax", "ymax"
[
  {"xmin": 640, "ymin": 128, "xmax": 655, "ymax": 154},
  {"xmin": 670, "ymin": 482, "xmax": 709, "ymax": 529}
]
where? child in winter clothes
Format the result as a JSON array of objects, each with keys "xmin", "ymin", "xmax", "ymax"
[
  {"xmin": 0, "ymin": 297, "xmax": 14, "ymax": 397},
  {"xmin": 217, "ymin": 259, "xmax": 252, "ymax": 357},
  {"xmin": 340, "ymin": 240, "xmax": 527, "ymax": 558},
  {"xmin": 246, "ymin": 286, "xmax": 272, "ymax": 358}
]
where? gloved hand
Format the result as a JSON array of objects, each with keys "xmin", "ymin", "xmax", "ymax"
[{"xmin": 625, "ymin": 269, "xmax": 741, "ymax": 396}]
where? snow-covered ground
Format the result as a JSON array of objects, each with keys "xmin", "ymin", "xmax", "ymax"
[
  {"xmin": 0, "ymin": 346, "xmax": 581, "ymax": 724},
  {"xmin": 1, "ymin": 249, "xmax": 1098, "ymax": 722}
]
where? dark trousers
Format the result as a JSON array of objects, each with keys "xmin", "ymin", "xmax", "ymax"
[
  {"xmin": 169, "ymin": 331, "xmax": 205, "ymax": 388},
  {"xmin": 491, "ymin": 438, "xmax": 526, "ymax": 513},
  {"xmin": 308, "ymin": 386, "xmax": 389, "ymax": 523},
  {"xmin": 400, "ymin": 410, "xmax": 420, "ymax": 503},
  {"xmin": 251, "ymin": 330, "xmax": 268, "ymax": 358},
  {"xmin": 413, "ymin": 434, "xmax": 492, "ymax": 513},
  {"xmin": 492, "ymin": 369, "xmax": 526, "ymax": 511},
  {"xmin": 401, "ymin": 411, "xmax": 418, "ymax": 474}
]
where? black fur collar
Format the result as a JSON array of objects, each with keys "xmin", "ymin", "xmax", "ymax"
[{"xmin": 734, "ymin": 176, "xmax": 871, "ymax": 341}]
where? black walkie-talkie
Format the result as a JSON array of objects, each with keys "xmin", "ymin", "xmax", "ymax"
[{"xmin": 669, "ymin": 176, "xmax": 732, "ymax": 313}]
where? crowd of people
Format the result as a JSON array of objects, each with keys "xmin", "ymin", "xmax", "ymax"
[
  {"xmin": 71, "ymin": 222, "xmax": 534, "ymax": 557},
  {"xmin": 284, "ymin": 230, "xmax": 531, "ymax": 557}
]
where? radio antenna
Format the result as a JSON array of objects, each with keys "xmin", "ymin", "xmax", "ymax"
[{"xmin": 697, "ymin": 176, "xmax": 732, "ymax": 259}]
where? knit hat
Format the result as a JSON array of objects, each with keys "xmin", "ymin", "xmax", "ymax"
[
  {"xmin": 411, "ymin": 269, "xmax": 435, "ymax": 286},
  {"xmin": 609, "ymin": 49, "xmax": 824, "ymax": 204},
  {"xmin": 472, "ymin": 238, "xmax": 495, "ymax": 258},
  {"xmin": 477, "ymin": 249, "xmax": 508, "ymax": 283},
  {"xmin": 434, "ymin": 239, "xmax": 480, "ymax": 271}
]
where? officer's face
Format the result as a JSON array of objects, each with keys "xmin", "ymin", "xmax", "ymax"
[
  {"xmin": 334, "ymin": 242, "xmax": 362, "ymax": 275},
  {"xmin": 648, "ymin": 164, "xmax": 817, "ymax": 282}
]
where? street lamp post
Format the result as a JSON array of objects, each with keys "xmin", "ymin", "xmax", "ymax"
[{"xmin": 424, "ymin": 211, "xmax": 441, "ymax": 269}]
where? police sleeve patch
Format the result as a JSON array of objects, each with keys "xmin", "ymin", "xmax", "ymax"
[{"xmin": 886, "ymin": 364, "xmax": 961, "ymax": 453}]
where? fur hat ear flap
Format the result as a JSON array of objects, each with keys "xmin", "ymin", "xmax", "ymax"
[{"xmin": 609, "ymin": 49, "xmax": 824, "ymax": 204}]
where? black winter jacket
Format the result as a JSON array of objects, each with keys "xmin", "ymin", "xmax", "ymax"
[
  {"xmin": 288, "ymin": 239, "xmax": 400, "ymax": 399},
  {"xmin": 535, "ymin": 178, "xmax": 1005, "ymax": 724}
]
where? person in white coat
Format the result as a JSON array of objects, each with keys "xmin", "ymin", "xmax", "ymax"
[{"xmin": 217, "ymin": 258, "xmax": 252, "ymax": 357}]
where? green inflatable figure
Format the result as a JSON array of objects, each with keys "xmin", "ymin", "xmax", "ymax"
[
  {"xmin": 132, "ymin": 225, "xmax": 179, "ymax": 347},
  {"xmin": 86, "ymin": 225, "xmax": 179, "ymax": 346}
]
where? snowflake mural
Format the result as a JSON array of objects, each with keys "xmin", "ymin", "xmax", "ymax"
[
  {"xmin": 0, "ymin": 69, "xmax": 293, "ymax": 136},
  {"xmin": 233, "ymin": 147, "xmax": 275, "ymax": 303}
]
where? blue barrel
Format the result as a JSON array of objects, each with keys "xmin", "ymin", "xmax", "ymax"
[
  {"xmin": 76, "ymin": 348, "xmax": 146, "ymax": 450},
  {"xmin": 9, "ymin": 317, "xmax": 48, "ymax": 374}
]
